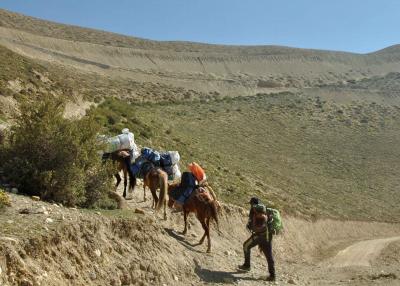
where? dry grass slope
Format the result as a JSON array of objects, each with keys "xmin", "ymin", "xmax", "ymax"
[
  {"xmin": 90, "ymin": 93, "xmax": 400, "ymax": 222},
  {"xmin": 0, "ymin": 44, "xmax": 210, "ymax": 118}
]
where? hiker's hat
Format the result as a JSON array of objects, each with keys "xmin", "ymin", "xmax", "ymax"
[
  {"xmin": 254, "ymin": 203, "xmax": 266, "ymax": 214},
  {"xmin": 249, "ymin": 197, "xmax": 259, "ymax": 205}
]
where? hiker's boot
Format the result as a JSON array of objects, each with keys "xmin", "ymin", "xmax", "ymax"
[
  {"xmin": 265, "ymin": 275, "xmax": 276, "ymax": 282},
  {"xmin": 238, "ymin": 264, "xmax": 250, "ymax": 271}
]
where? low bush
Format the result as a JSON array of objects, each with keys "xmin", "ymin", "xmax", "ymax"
[
  {"xmin": 0, "ymin": 189, "xmax": 10, "ymax": 209},
  {"xmin": 0, "ymin": 95, "xmax": 116, "ymax": 208},
  {"xmin": 0, "ymin": 128, "xmax": 4, "ymax": 146}
]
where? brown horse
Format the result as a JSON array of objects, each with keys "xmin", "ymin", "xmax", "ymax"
[
  {"xmin": 143, "ymin": 172, "xmax": 177, "ymax": 208},
  {"xmin": 125, "ymin": 161, "xmax": 169, "ymax": 220},
  {"xmin": 143, "ymin": 166, "xmax": 169, "ymax": 219},
  {"xmin": 168, "ymin": 185, "xmax": 219, "ymax": 253},
  {"xmin": 142, "ymin": 177, "xmax": 151, "ymax": 202},
  {"xmin": 102, "ymin": 151, "xmax": 133, "ymax": 199}
]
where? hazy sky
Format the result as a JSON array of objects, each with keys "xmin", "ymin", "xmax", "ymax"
[{"xmin": 1, "ymin": 0, "xmax": 399, "ymax": 53}]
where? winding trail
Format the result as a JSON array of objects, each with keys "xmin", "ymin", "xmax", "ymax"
[
  {"xmin": 328, "ymin": 236, "xmax": 400, "ymax": 267},
  {"xmin": 121, "ymin": 183, "xmax": 400, "ymax": 284}
]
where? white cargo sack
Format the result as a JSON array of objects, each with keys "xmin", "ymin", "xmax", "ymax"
[
  {"xmin": 168, "ymin": 151, "xmax": 180, "ymax": 165},
  {"xmin": 104, "ymin": 128, "xmax": 138, "ymax": 153},
  {"xmin": 172, "ymin": 164, "xmax": 182, "ymax": 180},
  {"xmin": 130, "ymin": 147, "xmax": 140, "ymax": 161},
  {"xmin": 118, "ymin": 129, "xmax": 135, "ymax": 150},
  {"xmin": 105, "ymin": 136, "xmax": 121, "ymax": 153}
]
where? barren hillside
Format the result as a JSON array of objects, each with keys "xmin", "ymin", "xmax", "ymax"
[
  {"xmin": 1, "ymin": 7, "xmax": 400, "ymax": 219},
  {"xmin": 1, "ymin": 8, "xmax": 400, "ymax": 221},
  {"xmin": 1, "ymin": 7, "xmax": 400, "ymax": 286},
  {"xmin": 1, "ymin": 9, "xmax": 400, "ymax": 99}
]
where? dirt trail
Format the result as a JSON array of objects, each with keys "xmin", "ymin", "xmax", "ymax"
[
  {"xmin": 123, "ymin": 183, "xmax": 400, "ymax": 285},
  {"xmin": 327, "ymin": 236, "xmax": 400, "ymax": 267}
]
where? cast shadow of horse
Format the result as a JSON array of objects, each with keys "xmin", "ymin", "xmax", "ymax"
[
  {"xmin": 193, "ymin": 259, "xmax": 268, "ymax": 284},
  {"xmin": 194, "ymin": 259, "xmax": 240, "ymax": 284},
  {"xmin": 164, "ymin": 228, "xmax": 204, "ymax": 254}
]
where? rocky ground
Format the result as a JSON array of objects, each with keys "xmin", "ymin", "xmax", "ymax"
[{"xmin": 1, "ymin": 182, "xmax": 400, "ymax": 286}]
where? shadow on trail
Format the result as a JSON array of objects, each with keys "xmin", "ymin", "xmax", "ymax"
[
  {"xmin": 164, "ymin": 228, "xmax": 204, "ymax": 254},
  {"xmin": 193, "ymin": 260, "xmax": 265, "ymax": 284}
]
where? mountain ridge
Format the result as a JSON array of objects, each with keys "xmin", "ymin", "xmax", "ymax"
[
  {"xmin": 2, "ymin": 8, "xmax": 400, "ymax": 99},
  {"xmin": 0, "ymin": 8, "xmax": 398, "ymax": 56}
]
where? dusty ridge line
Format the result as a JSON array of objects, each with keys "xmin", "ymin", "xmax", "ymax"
[{"xmin": 328, "ymin": 236, "xmax": 400, "ymax": 267}]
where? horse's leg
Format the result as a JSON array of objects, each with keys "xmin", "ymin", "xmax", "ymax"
[
  {"xmin": 198, "ymin": 219, "xmax": 208, "ymax": 246},
  {"xmin": 182, "ymin": 209, "xmax": 188, "ymax": 235},
  {"xmin": 143, "ymin": 184, "xmax": 147, "ymax": 202},
  {"xmin": 123, "ymin": 169, "xmax": 127, "ymax": 198},
  {"xmin": 150, "ymin": 187, "xmax": 158, "ymax": 209},
  {"xmin": 114, "ymin": 173, "xmax": 121, "ymax": 192},
  {"xmin": 163, "ymin": 197, "xmax": 167, "ymax": 220},
  {"xmin": 206, "ymin": 217, "xmax": 211, "ymax": 253}
]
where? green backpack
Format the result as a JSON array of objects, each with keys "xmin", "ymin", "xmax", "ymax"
[{"xmin": 266, "ymin": 208, "xmax": 283, "ymax": 235}]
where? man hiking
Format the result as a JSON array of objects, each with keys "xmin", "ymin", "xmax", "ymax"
[{"xmin": 239, "ymin": 198, "xmax": 276, "ymax": 282}]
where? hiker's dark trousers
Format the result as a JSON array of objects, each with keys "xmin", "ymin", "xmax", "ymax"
[{"xmin": 243, "ymin": 232, "xmax": 275, "ymax": 277}]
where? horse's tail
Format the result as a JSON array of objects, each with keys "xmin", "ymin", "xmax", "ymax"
[
  {"xmin": 128, "ymin": 171, "xmax": 136, "ymax": 191},
  {"xmin": 156, "ymin": 170, "xmax": 168, "ymax": 211},
  {"xmin": 123, "ymin": 156, "xmax": 136, "ymax": 191}
]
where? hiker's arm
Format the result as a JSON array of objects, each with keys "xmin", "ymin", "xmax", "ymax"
[{"xmin": 246, "ymin": 221, "xmax": 252, "ymax": 231}]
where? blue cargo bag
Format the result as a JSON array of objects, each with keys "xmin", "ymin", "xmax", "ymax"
[
  {"xmin": 160, "ymin": 153, "xmax": 173, "ymax": 167},
  {"xmin": 175, "ymin": 172, "xmax": 197, "ymax": 204},
  {"xmin": 141, "ymin": 147, "xmax": 160, "ymax": 164}
]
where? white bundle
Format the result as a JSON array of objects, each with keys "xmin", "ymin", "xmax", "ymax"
[
  {"xmin": 105, "ymin": 136, "xmax": 121, "ymax": 153},
  {"xmin": 118, "ymin": 129, "xmax": 135, "ymax": 150},
  {"xmin": 172, "ymin": 164, "xmax": 181, "ymax": 180},
  {"xmin": 168, "ymin": 151, "xmax": 180, "ymax": 165},
  {"xmin": 104, "ymin": 128, "xmax": 138, "ymax": 153}
]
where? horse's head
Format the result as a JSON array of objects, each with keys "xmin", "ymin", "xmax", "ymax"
[
  {"xmin": 167, "ymin": 198, "xmax": 175, "ymax": 208},
  {"xmin": 168, "ymin": 182, "xmax": 180, "ymax": 193},
  {"xmin": 167, "ymin": 182, "xmax": 180, "ymax": 208}
]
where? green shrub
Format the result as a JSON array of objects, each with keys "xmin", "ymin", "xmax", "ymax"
[
  {"xmin": 0, "ymin": 189, "xmax": 10, "ymax": 209},
  {"xmin": 0, "ymin": 95, "xmax": 115, "ymax": 207},
  {"xmin": 0, "ymin": 128, "xmax": 4, "ymax": 146}
]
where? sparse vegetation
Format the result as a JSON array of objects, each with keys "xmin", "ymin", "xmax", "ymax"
[
  {"xmin": 0, "ymin": 95, "xmax": 116, "ymax": 208},
  {"xmin": 0, "ymin": 189, "xmax": 11, "ymax": 209},
  {"xmin": 90, "ymin": 93, "xmax": 400, "ymax": 221},
  {"xmin": 0, "ymin": 44, "xmax": 209, "ymax": 117}
]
